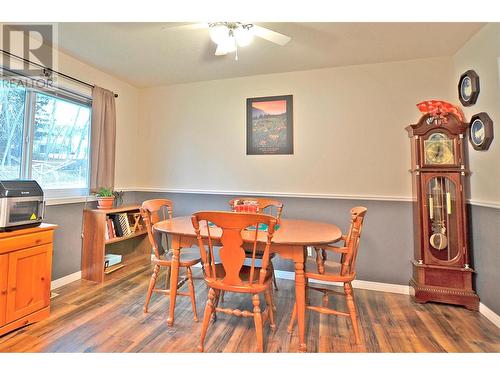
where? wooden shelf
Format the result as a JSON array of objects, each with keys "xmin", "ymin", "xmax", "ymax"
[
  {"xmin": 105, "ymin": 229, "xmax": 147, "ymax": 245},
  {"xmin": 84, "ymin": 204, "xmax": 142, "ymax": 214},
  {"xmin": 104, "ymin": 263, "xmax": 125, "ymax": 275},
  {"xmin": 82, "ymin": 203, "xmax": 150, "ymax": 283},
  {"xmin": 103, "ymin": 252, "xmax": 150, "ymax": 279}
]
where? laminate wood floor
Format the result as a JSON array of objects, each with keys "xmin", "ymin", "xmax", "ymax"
[{"xmin": 1, "ymin": 259, "xmax": 499, "ymax": 353}]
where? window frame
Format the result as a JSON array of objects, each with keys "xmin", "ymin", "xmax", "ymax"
[{"xmin": 1, "ymin": 79, "xmax": 93, "ymax": 199}]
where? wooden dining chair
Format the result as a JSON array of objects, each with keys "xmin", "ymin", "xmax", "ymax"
[
  {"xmin": 287, "ymin": 206, "xmax": 367, "ymax": 345},
  {"xmin": 229, "ymin": 197, "xmax": 283, "ymax": 291},
  {"xmin": 141, "ymin": 199, "xmax": 201, "ymax": 322},
  {"xmin": 191, "ymin": 211, "xmax": 277, "ymax": 352}
]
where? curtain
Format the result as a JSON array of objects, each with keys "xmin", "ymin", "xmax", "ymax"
[{"xmin": 90, "ymin": 86, "xmax": 116, "ymax": 193}]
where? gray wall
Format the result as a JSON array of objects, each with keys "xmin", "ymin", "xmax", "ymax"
[
  {"xmin": 44, "ymin": 202, "xmax": 86, "ymax": 280},
  {"xmin": 468, "ymin": 205, "xmax": 500, "ymax": 314},
  {"xmin": 127, "ymin": 191, "xmax": 414, "ymax": 285},
  {"xmin": 45, "ymin": 191, "xmax": 499, "ymax": 315}
]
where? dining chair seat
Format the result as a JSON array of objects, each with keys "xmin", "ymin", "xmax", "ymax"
[
  {"xmin": 209, "ymin": 263, "xmax": 273, "ymax": 293},
  {"xmin": 159, "ymin": 247, "xmax": 201, "ymax": 266},
  {"xmin": 305, "ymin": 256, "xmax": 342, "ymax": 276}
]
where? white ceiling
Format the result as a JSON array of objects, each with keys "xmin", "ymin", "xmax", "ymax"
[{"xmin": 56, "ymin": 22, "xmax": 485, "ymax": 88}]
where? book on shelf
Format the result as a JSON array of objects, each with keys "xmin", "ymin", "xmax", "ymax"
[
  {"xmin": 110, "ymin": 219, "xmax": 116, "ymax": 238},
  {"xmin": 118, "ymin": 213, "xmax": 132, "ymax": 236},
  {"xmin": 108, "ymin": 213, "xmax": 132, "ymax": 237},
  {"xmin": 106, "ymin": 217, "xmax": 116, "ymax": 239},
  {"xmin": 110, "ymin": 214, "xmax": 123, "ymax": 237},
  {"xmin": 104, "ymin": 253, "xmax": 122, "ymax": 269}
]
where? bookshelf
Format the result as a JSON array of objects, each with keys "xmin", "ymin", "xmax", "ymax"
[{"xmin": 81, "ymin": 204, "xmax": 150, "ymax": 283}]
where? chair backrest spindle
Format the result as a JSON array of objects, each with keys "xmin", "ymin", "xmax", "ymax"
[
  {"xmin": 141, "ymin": 199, "xmax": 174, "ymax": 259},
  {"xmin": 340, "ymin": 207, "xmax": 367, "ymax": 276}
]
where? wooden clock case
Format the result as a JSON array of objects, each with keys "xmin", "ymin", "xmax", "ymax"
[{"xmin": 406, "ymin": 112, "xmax": 479, "ymax": 311}]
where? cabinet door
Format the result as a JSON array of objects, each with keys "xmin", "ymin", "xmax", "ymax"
[
  {"xmin": 6, "ymin": 244, "xmax": 52, "ymax": 323},
  {"xmin": 0, "ymin": 254, "xmax": 8, "ymax": 326},
  {"xmin": 421, "ymin": 173, "xmax": 464, "ymax": 266}
]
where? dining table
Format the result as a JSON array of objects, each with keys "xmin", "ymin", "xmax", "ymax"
[{"xmin": 153, "ymin": 216, "xmax": 342, "ymax": 352}]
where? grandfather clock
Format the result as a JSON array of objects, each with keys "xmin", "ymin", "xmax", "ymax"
[{"xmin": 406, "ymin": 101, "xmax": 479, "ymax": 311}]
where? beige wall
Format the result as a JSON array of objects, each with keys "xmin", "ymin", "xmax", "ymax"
[
  {"xmin": 55, "ymin": 50, "xmax": 140, "ymax": 189},
  {"xmin": 137, "ymin": 57, "xmax": 454, "ymax": 199},
  {"xmin": 453, "ymin": 23, "xmax": 500, "ymax": 206},
  {"xmin": 0, "ymin": 24, "xmax": 141, "ymax": 189}
]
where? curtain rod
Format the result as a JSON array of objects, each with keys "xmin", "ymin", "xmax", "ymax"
[{"xmin": 0, "ymin": 49, "xmax": 118, "ymax": 98}]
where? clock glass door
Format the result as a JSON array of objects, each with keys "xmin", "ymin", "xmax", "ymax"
[{"xmin": 426, "ymin": 176, "xmax": 459, "ymax": 262}]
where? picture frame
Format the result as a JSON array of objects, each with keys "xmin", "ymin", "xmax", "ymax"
[
  {"xmin": 469, "ymin": 112, "xmax": 494, "ymax": 151},
  {"xmin": 246, "ymin": 95, "xmax": 293, "ymax": 155},
  {"xmin": 458, "ymin": 70, "xmax": 480, "ymax": 107}
]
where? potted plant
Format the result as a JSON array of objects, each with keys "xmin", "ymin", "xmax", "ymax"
[{"xmin": 95, "ymin": 187, "xmax": 115, "ymax": 209}]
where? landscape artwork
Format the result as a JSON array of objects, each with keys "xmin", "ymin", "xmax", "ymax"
[{"xmin": 246, "ymin": 95, "xmax": 293, "ymax": 155}]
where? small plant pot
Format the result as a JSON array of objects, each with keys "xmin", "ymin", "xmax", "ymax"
[{"xmin": 97, "ymin": 197, "xmax": 115, "ymax": 209}]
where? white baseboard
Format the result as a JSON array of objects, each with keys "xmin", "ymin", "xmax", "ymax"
[
  {"xmin": 274, "ymin": 270, "xmax": 410, "ymax": 295},
  {"xmin": 479, "ymin": 303, "xmax": 500, "ymax": 329},
  {"xmin": 51, "ymin": 271, "xmax": 81, "ymax": 290}
]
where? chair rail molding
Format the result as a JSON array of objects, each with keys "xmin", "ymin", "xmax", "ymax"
[
  {"xmin": 117, "ymin": 187, "xmax": 413, "ymax": 202},
  {"xmin": 116, "ymin": 187, "xmax": 500, "ymax": 208}
]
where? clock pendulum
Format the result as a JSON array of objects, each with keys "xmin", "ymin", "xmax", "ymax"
[{"xmin": 429, "ymin": 180, "xmax": 448, "ymax": 251}]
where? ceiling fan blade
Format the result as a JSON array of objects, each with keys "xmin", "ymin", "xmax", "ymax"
[
  {"xmin": 162, "ymin": 23, "xmax": 209, "ymax": 31},
  {"xmin": 252, "ymin": 25, "xmax": 291, "ymax": 46},
  {"xmin": 214, "ymin": 45, "xmax": 228, "ymax": 56}
]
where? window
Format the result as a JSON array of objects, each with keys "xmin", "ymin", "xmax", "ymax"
[{"xmin": 0, "ymin": 82, "xmax": 91, "ymax": 198}]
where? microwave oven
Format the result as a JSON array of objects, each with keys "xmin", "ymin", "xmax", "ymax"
[{"xmin": 0, "ymin": 180, "xmax": 44, "ymax": 232}]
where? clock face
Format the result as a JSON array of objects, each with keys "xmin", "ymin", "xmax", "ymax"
[
  {"xmin": 470, "ymin": 118, "xmax": 485, "ymax": 146},
  {"xmin": 424, "ymin": 133, "xmax": 455, "ymax": 165}
]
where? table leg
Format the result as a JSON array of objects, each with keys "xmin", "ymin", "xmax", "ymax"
[
  {"xmin": 294, "ymin": 258, "xmax": 307, "ymax": 353},
  {"xmin": 167, "ymin": 235, "xmax": 181, "ymax": 326}
]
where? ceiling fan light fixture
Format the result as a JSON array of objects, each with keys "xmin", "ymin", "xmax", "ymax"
[
  {"xmin": 218, "ymin": 35, "xmax": 236, "ymax": 54},
  {"xmin": 209, "ymin": 24, "xmax": 229, "ymax": 45},
  {"xmin": 235, "ymin": 25, "xmax": 254, "ymax": 47}
]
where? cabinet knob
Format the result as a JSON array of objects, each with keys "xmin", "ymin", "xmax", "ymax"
[
  {"xmin": 41, "ymin": 277, "xmax": 45, "ymax": 281},
  {"xmin": 1, "ymin": 290, "xmax": 6, "ymax": 295},
  {"xmin": 11, "ymin": 287, "xmax": 16, "ymax": 292}
]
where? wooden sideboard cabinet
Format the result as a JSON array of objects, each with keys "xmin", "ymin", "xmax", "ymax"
[{"xmin": 0, "ymin": 224, "xmax": 57, "ymax": 336}]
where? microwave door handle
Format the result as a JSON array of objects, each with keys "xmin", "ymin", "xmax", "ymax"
[{"xmin": 39, "ymin": 200, "xmax": 45, "ymax": 220}]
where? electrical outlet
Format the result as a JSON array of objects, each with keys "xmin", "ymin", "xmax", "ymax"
[{"xmin": 307, "ymin": 246, "xmax": 313, "ymax": 257}]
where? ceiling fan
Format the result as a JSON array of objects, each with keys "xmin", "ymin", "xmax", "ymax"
[{"xmin": 166, "ymin": 22, "xmax": 291, "ymax": 60}]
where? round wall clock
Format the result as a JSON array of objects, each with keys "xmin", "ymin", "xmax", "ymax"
[
  {"xmin": 469, "ymin": 112, "xmax": 494, "ymax": 151},
  {"xmin": 458, "ymin": 70, "xmax": 480, "ymax": 106}
]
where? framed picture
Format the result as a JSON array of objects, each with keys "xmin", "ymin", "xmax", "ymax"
[
  {"xmin": 246, "ymin": 95, "xmax": 293, "ymax": 155},
  {"xmin": 469, "ymin": 112, "xmax": 494, "ymax": 151},
  {"xmin": 458, "ymin": 70, "xmax": 480, "ymax": 107}
]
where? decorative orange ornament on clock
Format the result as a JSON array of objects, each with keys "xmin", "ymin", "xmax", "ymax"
[{"xmin": 416, "ymin": 100, "xmax": 464, "ymax": 123}]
